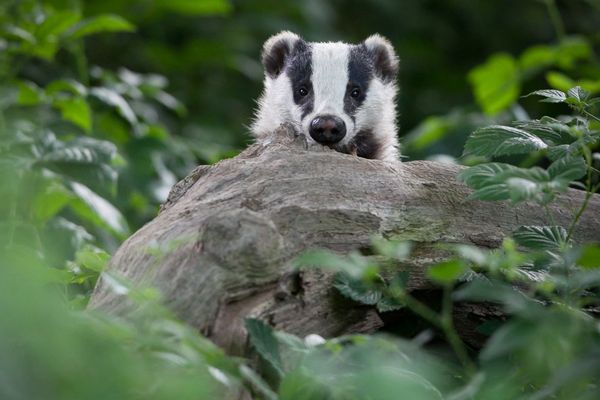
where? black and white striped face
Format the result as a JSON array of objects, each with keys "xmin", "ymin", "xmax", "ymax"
[{"xmin": 252, "ymin": 32, "xmax": 400, "ymax": 162}]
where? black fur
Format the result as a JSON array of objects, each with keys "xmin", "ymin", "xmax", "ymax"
[
  {"xmin": 262, "ymin": 38, "xmax": 293, "ymax": 78},
  {"xmin": 344, "ymin": 45, "xmax": 373, "ymax": 120},
  {"xmin": 286, "ymin": 41, "xmax": 314, "ymax": 119},
  {"xmin": 366, "ymin": 42, "xmax": 398, "ymax": 83},
  {"xmin": 351, "ymin": 129, "xmax": 381, "ymax": 159}
]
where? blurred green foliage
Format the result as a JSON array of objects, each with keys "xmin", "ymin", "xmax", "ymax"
[
  {"xmin": 19, "ymin": 0, "xmax": 600, "ymax": 163},
  {"xmin": 0, "ymin": 264, "xmax": 222, "ymax": 399},
  {"xmin": 291, "ymin": 120, "xmax": 600, "ymax": 396},
  {"xmin": 285, "ymin": 72, "xmax": 600, "ymax": 399},
  {"xmin": 1, "ymin": 0, "xmax": 600, "ymax": 399}
]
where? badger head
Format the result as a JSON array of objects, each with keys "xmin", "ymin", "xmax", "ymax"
[{"xmin": 251, "ymin": 31, "xmax": 400, "ymax": 161}]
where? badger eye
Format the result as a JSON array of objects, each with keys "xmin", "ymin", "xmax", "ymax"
[
  {"xmin": 350, "ymin": 87, "xmax": 361, "ymax": 98},
  {"xmin": 298, "ymin": 86, "xmax": 309, "ymax": 97}
]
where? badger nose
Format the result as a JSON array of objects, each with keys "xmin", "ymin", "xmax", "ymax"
[{"xmin": 309, "ymin": 115, "xmax": 346, "ymax": 144}]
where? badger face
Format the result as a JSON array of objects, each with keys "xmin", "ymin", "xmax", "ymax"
[{"xmin": 251, "ymin": 31, "xmax": 400, "ymax": 161}]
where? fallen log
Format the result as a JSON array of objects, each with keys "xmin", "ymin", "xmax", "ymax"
[{"xmin": 89, "ymin": 125, "xmax": 600, "ymax": 353}]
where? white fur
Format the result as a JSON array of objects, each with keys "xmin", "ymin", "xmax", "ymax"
[
  {"xmin": 252, "ymin": 73, "xmax": 299, "ymax": 138},
  {"xmin": 302, "ymin": 43, "xmax": 353, "ymax": 144},
  {"xmin": 251, "ymin": 33, "xmax": 400, "ymax": 161}
]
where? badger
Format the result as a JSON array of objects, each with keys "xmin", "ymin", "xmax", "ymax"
[{"xmin": 251, "ymin": 31, "xmax": 400, "ymax": 162}]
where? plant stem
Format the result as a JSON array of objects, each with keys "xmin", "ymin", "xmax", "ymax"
[
  {"xmin": 68, "ymin": 0, "xmax": 89, "ymax": 84},
  {"xmin": 583, "ymin": 110, "xmax": 600, "ymax": 123},
  {"xmin": 400, "ymin": 289, "xmax": 475, "ymax": 376},
  {"xmin": 64, "ymin": 0, "xmax": 88, "ymax": 83},
  {"xmin": 441, "ymin": 286, "xmax": 476, "ymax": 375},
  {"xmin": 567, "ymin": 191, "xmax": 593, "ymax": 241},
  {"xmin": 544, "ymin": 0, "xmax": 566, "ymax": 41},
  {"xmin": 543, "ymin": 204, "xmax": 558, "ymax": 227},
  {"xmin": 566, "ymin": 148, "xmax": 597, "ymax": 241},
  {"xmin": 399, "ymin": 292, "xmax": 442, "ymax": 329},
  {"xmin": 72, "ymin": 42, "xmax": 89, "ymax": 86}
]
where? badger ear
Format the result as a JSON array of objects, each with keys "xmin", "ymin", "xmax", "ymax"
[
  {"xmin": 261, "ymin": 31, "xmax": 303, "ymax": 78},
  {"xmin": 363, "ymin": 34, "xmax": 399, "ymax": 83}
]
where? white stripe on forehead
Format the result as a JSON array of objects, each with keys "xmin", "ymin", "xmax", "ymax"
[{"xmin": 311, "ymin": 42, "xmax": 349, "ymax": 115}]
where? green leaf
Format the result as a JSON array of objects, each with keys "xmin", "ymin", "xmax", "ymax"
[
  {"xmin": 470, "ymin": 184, "xmax": 513, "ymax": 201},
  {"xmin": 90, "ymin": 87, "xmax": 137, "ymax": 125},
  {"xmin": 2, "ymin": 243, "xmax": 73, "ymax": 284},
  {"xmin": 239, "ymin": 365, "xmax": 278, "ymax": 400},
  {"xmin": 427, "ymin": 260, "xmax": 465, "ymax": 284},
  {"xmin": 458, "ymin": 163, "xmax": 516, "ymax": 189},
  {"xmin": 555, "ymin": 37, "xmax": 592, "ymax": 69},
  {"xmin": 546, "ymin": 71, "xmax": 576, "ymax": 92},
  {"xmin": 547, "ymin": 144, "xmax": 581, "ymax": 161},
  {"xmin": 333, "ymin": 273, "xmax": 382, "ymax": 305},
  {"xmin": 66, "ymin": 15, "xmax": 135, "ymax": 39},
  {"xmin": 32, "ymin": 181, "xmax": 73, "ymax": 224},
  {"xmin": 464, "ymin": 125, "xmax": 547, "ymax": 157},
  {"xmin": 244, "ymin": 319, "xmax": 284, "ymax": 377},
  {"xmin": 513, "ymin": 117, "xmax": 573, "ymax": 145},
  {"xmin": 36, "ymin": 11, "xmax": 81, "ymax": 40},
  {"xmin": 156, "ymin": 0, "xmax": 233, "ymax": 15},
  {"xmin": 37, "ymin": 133, "xmax": 119, "ymax": 193},
  {"xmin": 468, "ymin": 53, "xmax": 520, "ymax": 115},
  {"xmin": 506, "ymin": 177, "xmax": 538, "ymax": 202},
  {"xmin": 69, "ymin": 182, "xmax": 129, "ymax": 237},
  {"xmin": 547, "ymin": 156, "xmax": 587, "ymax": 182},
  {"xmin": 459, "ymin": 161, "xmax": 575, "ymax": 205},
  {"xmin": 479, "ymin": 319, "xmax": 531, "ymax": 362},
  {"xmin": 46, "ymin": 79, "xmax": 87, "ymax": 96},
  {"xmin": 153, "ymin": 90, "xmax": 187, "ymax": 116},
  {"xmin": 513, "ymin": 226, "xmax": 568, "ymax": 251},
  {"xmin": 278, "ymin": 368, "xmax": 331, "ymax": 400},
  {"xmin": 53, "ymin": 97, "xmax": 92, "ymax": 132},
  {"xmin": 42, "ymin": 136, "xmax": 117, "ymax": 165},
  {"xmin": 577, "ymin": 245, "xmax": 600, "ymax": 269},
  {"xmin": 524, "ymin": 89, "xmax": 566, "ymax": 103},
  {"xmin": 376, "ymin": 295, "xmax": 405, "ymax": 312},
  {"xmin": 519, "ymin": 45, "xmax": 556, "ymax": 71},
  {"xmin": 17, "ymin": 81, "xmax": 44, "ymax": 105},
  {"xmin": 46, "ymin": 217, "xmax": 94, "ymax": 252},
  {"xmin": 5, "ymin": 25, "xmax": 35, "ymax": 43},
  {"xmin": 567, "ymin": 86, "xmax": 589, "ymax": 102},
  {"xmin": 74, "ymin": 245, "xmax": 110, "ymax": 273},
  {"xmin": 23, "ymin": 41, "xmax": 59, "ymax": 60},
  {"xmin": 403, "ymin": 116, "xmax": 450, "ymax": 150},
  {"xmin": 390, "ymin": 271, "xmax": 410, "ymax": 291}
]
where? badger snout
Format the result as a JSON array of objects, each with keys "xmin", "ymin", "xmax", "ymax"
[{"xmin": 309, "ymin": 115, "xmax": 346, "ymax": 144}]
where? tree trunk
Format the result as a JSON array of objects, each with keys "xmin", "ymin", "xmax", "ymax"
[{"xmin": 89, "ymin": 125, "xmax": 600, "ymax": 353}]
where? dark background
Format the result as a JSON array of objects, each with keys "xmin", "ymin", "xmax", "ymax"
[
  {"xmin": 2, "ymin": 0, "xmax": 599, "ymax": 255},
  {"xmin": 79, "ymin": 0, "xmax": 600, "ymax": 160}
]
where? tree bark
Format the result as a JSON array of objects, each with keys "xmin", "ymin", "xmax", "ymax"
[{"xmin": 89, "ymin": 125, "xmax": 600, "ymax": 353}]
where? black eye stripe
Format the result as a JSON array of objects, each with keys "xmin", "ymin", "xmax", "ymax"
[
  {"xmin": 344, "ymin": 45, "xmax": 373, "ymax": 117},
  {"xmin": 286, "ymin": 41, "xmax": 314, "ymax": 119},
  {"xmin": 352, "ymin": 129, "xmax": 381, "ymax": 159},
  {"xmin": 286, "ymin": 43, "xmax": 372, "ymax": 121}
]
